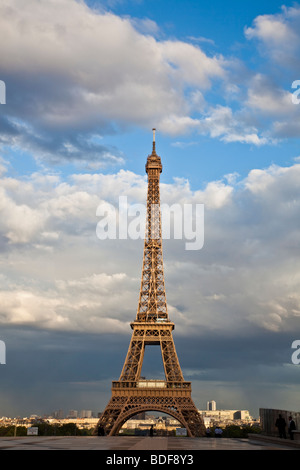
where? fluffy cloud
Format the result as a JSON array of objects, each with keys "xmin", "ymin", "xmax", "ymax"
[
  {"xmin": 196, "ymin": 105, "xmax": 269, "ymax": 145},
  {"xmin": 246, "ymin": 74, "xmax": 294, "ymax": 116},
  {"xmin": 0, "ymin": 161, "xmax": 300, "ymax": 338},
  {"xmin": 225, "ymin": 6, "xmax": 300, "ymax": 143},
  {"xmin": 244, "ymin": 5, "xmax": 300, "ymax": 67},
  {"xmin": 2, "ymin": 0, "xmax": 300, "ymax": 161},
  {"xmin": 0, "ymin": 0, "xmax": 225, "ymax": 163}
]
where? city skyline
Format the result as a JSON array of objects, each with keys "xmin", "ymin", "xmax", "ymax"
[
  {"xmin": 0, "ymin": 0, "xmax": 300, "ymax": 420},
  {"xmin": 1, "ymin": 400, "xmax": 254, "ymax": 421}
]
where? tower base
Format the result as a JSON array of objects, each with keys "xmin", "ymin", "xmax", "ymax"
[{"xmin": 95, "ymin": 381, "xmax": 206, "ymax": 437}]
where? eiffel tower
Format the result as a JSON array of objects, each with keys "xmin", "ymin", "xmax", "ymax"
[{"xmin": 96, "ymin": 130, "xmax": 205, "ymax": 437}]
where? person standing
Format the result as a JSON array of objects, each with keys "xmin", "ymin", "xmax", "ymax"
[
  {"xmin": 288, "ymin": 416, "xmax": 296, "ymax": 440},
  {"xmin": 275, "ymin": 414, "xmax": 287, "ymax": 439}
]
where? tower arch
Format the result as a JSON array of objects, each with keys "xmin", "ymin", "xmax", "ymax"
[{"xmin": 111, "ymin": 405, "xmax": 190, "ymax": 436}]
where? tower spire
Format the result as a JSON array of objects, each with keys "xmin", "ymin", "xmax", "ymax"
[{"xmin": 152, "ymin": 128, "xmax": 156, "ymax": 153}]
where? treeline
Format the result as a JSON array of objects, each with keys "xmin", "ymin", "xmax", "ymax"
[
  {"xmin": 0, "ymin": 423, "xmax": 262, "ymax": 438},
  {"xmin": 208, "ymin": 424, "xmax": 262, "ymax": 438},
  {"xmin": 0, "ymin": 423, "xmax": 94, "ymax": 437},
  {"xmin": 123, "ymin": 424, "xmax": 261, "ymax": 438}
]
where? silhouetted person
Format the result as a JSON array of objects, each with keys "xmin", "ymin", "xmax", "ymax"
[
  {"xmin": 275, "ymin": 414, "xmax": 286, "ymax": 439},
  {"xmin": 97, "ymin": 425, "xmax": 105, "ymax": 436},
  {"xmin": 149, "ymin": 425, "xmax": 154, "ymax": 437},
  {"xmin": 205, "ymin": 427, "xmax": 211, "ymax": 437},
  {"xmin": 288, "ymin": 416, "xmax": 296, "ymax": 440}
]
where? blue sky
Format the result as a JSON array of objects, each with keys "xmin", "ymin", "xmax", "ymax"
[{"xmin": 0, "ymin": 0, "xmax": 300, "ymax": 420}]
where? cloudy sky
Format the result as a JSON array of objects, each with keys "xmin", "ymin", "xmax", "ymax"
[{"xmin": 0, "ymin": 0, "xmax": 300, "ymax": 419}]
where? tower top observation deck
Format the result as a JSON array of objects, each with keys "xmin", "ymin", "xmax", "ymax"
[{"xmin": 146, "ymin": 128, "xmax": 162, "ymax": 174}]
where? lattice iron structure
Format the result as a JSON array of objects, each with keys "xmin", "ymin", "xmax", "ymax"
[{"xmin": 95, "ymin": 130, "xmax": 205, "ymax": 437}]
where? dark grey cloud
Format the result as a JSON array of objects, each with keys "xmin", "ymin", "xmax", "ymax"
[
  {"xmin": 1, "ymin": 325, "xmax": 298, "ymax": 418},
  {"xmin": 0, "ymin": 326, "xmax": 130, "ymax": 416},
  {"xmin": 0, "ymin": 85, "xmax": 124, "ymax": 169}
]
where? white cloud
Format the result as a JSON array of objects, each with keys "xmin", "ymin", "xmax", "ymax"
[
  {"xmin": 195, "ymin": 180, "xmax": 233, "ymax": 209},
  {"xmin": 158, "ymin": 105, "xmax": 272, "ymax": 145},
  {"xmin": 0, "ymin": 0, "xmax": 226, "ymax": 161},
  {"xmin": 0, "ymin": 186, "xmax": 47, "ymax": 244},
  {"xmin": 0, "ymin": 161, "xmax": 300, "ymax": 337},
  {"xmin": 245, "ymin": 15, "xmax": 296, "ymax": 45},
  {"xmin": 158, "ymin": 115, "xmax": 202, "ymax": 135},
  {"xmin": 0, "ymin": 272, "xmax": 135, "ymax": 333},
  {"xmin": 160, "ymin": 40, "xmax": 225, "ymax": 89},
  {"xmin": 246, "ymin": 74, "xmax": 295, "ymax": 116},
  {"xmin": 196, "ymin": 105, "xmax": 269, "ymax": 145},
  {"xmin": 236, "ymin": 6, "xmax": 300, "ymax": 141},
  {"xmin": 244, "ymin": 5, "xmax": 300, "ymax": 67}
]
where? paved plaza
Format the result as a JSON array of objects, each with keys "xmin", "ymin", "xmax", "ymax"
[{"xmin": 0, "ymin": 435, "xmax": 298, "ymax": 450}]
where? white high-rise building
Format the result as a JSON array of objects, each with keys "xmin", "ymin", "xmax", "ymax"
[
  {"xmin": 80, "ymin": 410, "xmax": 92, "ymax": 418},
  {"xmin": 207, "ymin": 400, "xmax": 217, "ymax": 411},
  {"xmin": 68, "ymin": 410, "xmax": 78, "ymax": 419}
]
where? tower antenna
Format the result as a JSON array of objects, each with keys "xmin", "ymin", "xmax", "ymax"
[{"xmin": 152, "ymin": 128, "xmax": 156, "ymax": 152}]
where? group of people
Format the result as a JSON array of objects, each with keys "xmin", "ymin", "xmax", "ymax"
[
  {"xmin": 275, "ymin": 414, "xmax": 297, "ymax": 440},
  {"xmin": 205, "ymin": 426, "xmax": 223, "ymax": 438},
  {"xmin": 204, "ymin": 415, "xmax": 297, "ymax": 440}
]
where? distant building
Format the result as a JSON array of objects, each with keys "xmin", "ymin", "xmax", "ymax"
[
  {"xmin": 207, "ymin": 400, "xmax": 217, "ymax": 411},
  {"xmin": 67, "ymin": 410, "xmax": 78, "ymax": 419},
  {"xmin": 234, "ymin": 410, "xmax": 249, "ymax": 420},
  {"xmin": 120, "ymin": 415, "xmax": 180, "ymax": 434},
  {"xmin": 80, "ymin": 410, "xmax": 92, "ymax": 418},
  {"xmin": 199, "ymin": 408, "xmax": 253, "ymax": 425},
  {"xmin": 53, "ymin": 410, "xmax": 64, "ymax": 419},
  {"xmin": 130, "ymin": 411, "xmax": 146, "ymax": 420}
]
